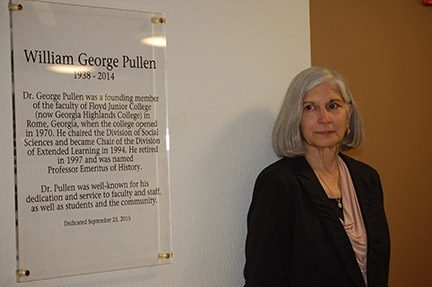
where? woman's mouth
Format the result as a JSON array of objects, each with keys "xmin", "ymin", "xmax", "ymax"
[{"xmin": 316, "ymin": 130, "xmax": 335, "ymax": 135}]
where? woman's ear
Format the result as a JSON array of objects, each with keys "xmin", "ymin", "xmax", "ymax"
[{"xmin": 347, "ymin": 104, "xmax": 353, "ymax": 128}]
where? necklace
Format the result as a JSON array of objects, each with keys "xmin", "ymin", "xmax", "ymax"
[
  {"xmin": 314, "ymin": 169, "xmax": 343, "ymax": 209},
  {"xmin": 335, "ymin": 197, "xmax": 343, "ymax": 209}
]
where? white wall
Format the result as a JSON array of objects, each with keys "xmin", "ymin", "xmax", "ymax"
[{"xmin": 0, "ymin": 0, "xmax": 310, "ymax": 286}]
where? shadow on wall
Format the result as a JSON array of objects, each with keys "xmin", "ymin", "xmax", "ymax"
[{"xmin": 185, "ymin": 108, "xmax": 278, "ymax": 285}]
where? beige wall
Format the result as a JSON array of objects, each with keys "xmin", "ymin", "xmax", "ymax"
[
  {"xmin": 0, "ymin": 1, "xmax": 310, "ymax": 286},
  {"xmin": 310, "ymin": 1, "xmax": 432, "ymax": 286}
]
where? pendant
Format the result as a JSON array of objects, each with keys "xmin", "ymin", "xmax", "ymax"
[{"xmin": 336, "ymin": 198, "xmax": 342, "ymax": 208}]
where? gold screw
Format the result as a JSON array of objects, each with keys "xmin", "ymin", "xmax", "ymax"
[
  {"xmin": 10, "ymin": 4, "xmax": 23, "ymax": 11},
  {"xmin": 17, "ymin": 269, "xmax": 30, "ymax": 277},
  {"xmin": 158, "ymin": 252, "xmax": 172, "ymax": 259},
  {"xmin": 152, "ymin": 17, "xmax": 166, "ymax": 24}
]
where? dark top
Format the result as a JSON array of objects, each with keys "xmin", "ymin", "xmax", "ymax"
[{"xmin": 244, "ymin": 154, "xmax": 390, "ymax": 287}]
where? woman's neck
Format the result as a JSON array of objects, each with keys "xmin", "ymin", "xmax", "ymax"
[
  {"xmin": 305, "ymin": 147, "xmax": 342, "ymax": 199},
  {"xmin": 304, "ymin": 146, "xmax": 340, "ymax": 173}
]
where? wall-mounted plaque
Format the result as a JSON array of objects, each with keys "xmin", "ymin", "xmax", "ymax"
[{"xmin": 11, "ymin": 0, "xmax": 171, "ymax": 282}]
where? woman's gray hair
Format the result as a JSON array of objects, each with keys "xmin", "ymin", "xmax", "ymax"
[{"xmin": 272, "ymin": 66, "xmax": 363, "ymax": 157}]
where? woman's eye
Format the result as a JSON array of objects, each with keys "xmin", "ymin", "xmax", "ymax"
[
  {"xmin": 304, "ymin": 105, "xmax": 315, "ymax": 111},
  {"xmin": 328, "ymin": 103, "xmax": 339, "ymax": 110}
]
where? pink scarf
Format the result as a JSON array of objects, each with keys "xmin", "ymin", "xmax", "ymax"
[{"xmin": 338, "ymin": 156, "xmax": 368, "ymax": 286}]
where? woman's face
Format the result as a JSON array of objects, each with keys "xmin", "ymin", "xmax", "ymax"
[{"xmin": 300, "ymin": 82, "xmax": 351, "ymax": 153}]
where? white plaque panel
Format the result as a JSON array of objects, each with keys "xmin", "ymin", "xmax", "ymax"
[{"xmin": 11, "ymin": 0, "xmax": 171, "ymax": 282}]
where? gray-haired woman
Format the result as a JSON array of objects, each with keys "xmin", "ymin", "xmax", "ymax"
[{"xmin": 244, "ymin": 66, "xmax": 390, "ymax": 287}]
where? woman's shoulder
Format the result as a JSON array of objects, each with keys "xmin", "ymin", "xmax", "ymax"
[
  {"xmin": 251, "ymin": 157, "xmax": 306, "ymax": 203},
  {"xmin": 259, "ymin": 156, "xmax": 303, "ymax": 173},
  {"xmin": 339, "ymin": 153, "xmax": 380, "ymax": 178},
  {"xmin": 256, "ymin": 156, "xmax": 308, "ymax": 183}
]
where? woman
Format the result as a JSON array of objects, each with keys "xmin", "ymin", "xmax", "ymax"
[{"xmin": 244, "ymin": 67, "xmax": 390, "ymax": 287}]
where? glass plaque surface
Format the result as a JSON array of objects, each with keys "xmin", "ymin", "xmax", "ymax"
[{"xmin": 11, "ymin": 0, "xmax": 171, "ymax": 282}]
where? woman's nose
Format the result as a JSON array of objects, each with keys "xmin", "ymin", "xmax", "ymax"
[{"xmin": 318, "ymin": 109, "xmax": 332, "ymax": 124}]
